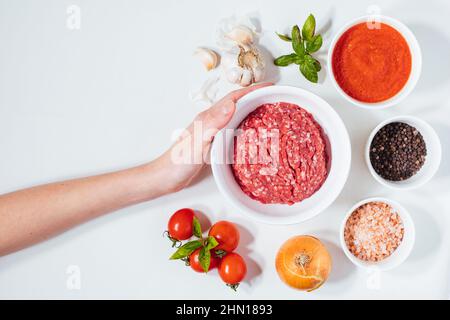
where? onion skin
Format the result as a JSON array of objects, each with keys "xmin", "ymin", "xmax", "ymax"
[{"xmin": 275, "ymin": 235, "xmax": 332, "ymax": 291}]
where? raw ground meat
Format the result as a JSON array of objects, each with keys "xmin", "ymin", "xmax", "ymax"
[{"xmin": 232, "ymin": 102, "xmax": 328, "ymax": 205}]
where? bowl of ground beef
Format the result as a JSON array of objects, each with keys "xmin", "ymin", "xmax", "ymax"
[{"xmin": 211, "ymin": 86, "xmax": 351, "ymax": 224}]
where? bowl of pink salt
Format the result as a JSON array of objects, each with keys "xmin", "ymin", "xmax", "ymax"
[{"xmin": 340, "ymin": 197, "xmax": 415, "ymax": 271}]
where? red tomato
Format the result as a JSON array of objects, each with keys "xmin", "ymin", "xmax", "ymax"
[
  {"xmin": 167, "ymin": 208, "xmax": 195, "ymax": 241},
  {"xmin": 219, "ymin": 253, "xmax": 247, "ymax": 285},
  {"xmin": 189, "ymin": 248, "xmax": 220, "ymax": 273},
  {"xmin": 208, "ymin": 221, "xmax": 240, "ymax": 252}
]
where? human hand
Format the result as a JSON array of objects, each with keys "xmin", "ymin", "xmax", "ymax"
[
  {"xmin": 0, "ymin": 83, "xmax": 273, "ymax": 256},
  {"xmin": 154, "ymin": 82, "xmax": 273, "ymax": 194}
]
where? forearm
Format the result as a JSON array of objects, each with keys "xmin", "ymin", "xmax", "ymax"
[
  {"xmin": 0, "ymin": 158, "xmax": 172, "ymax": 256},
  {"xmin": 0, "ymin": 83, "xmax": 270, "ymax": 257}
]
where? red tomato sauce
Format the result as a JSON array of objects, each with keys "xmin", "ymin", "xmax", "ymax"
[{"xmin": 332, "ymin": 22, "xmax": 412, "ymax": 103}]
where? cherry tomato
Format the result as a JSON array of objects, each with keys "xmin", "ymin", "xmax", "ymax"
[
  {"xmin": 219, "ymin": 253, "xmax": 247, "ymax": 289},
  {"xmin": 167, "ymin": 208, "xmax": 195, "ymax": 241},
  {"xmin": 208, "ymin": 221, "xmax": 240, "ymax": 252},
  {"xmin": 189, "ymin": 248, "xmax": 220, "ymax": 273}
]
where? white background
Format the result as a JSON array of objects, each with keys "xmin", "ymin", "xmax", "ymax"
[{"xmin": 1, "ymin": 0, "xmax": 449, "ymax": 299}]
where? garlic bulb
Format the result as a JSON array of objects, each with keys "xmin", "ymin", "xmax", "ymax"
[
  {"xmin": 216, "ymin": 14, "xmax": 266, "ymax": 87},
  {"xmin": 221, "ymin": 44, "xmax": 265, "ymax": 87},
  {"xmin": 194, "ymin": 47, "xmax": 219, "ymax": 71}
]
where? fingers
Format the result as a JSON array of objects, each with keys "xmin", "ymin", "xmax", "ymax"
[
  {"xmin": 227, "ymin": 82, "xmax": 273, "ymax": 102},
  {"xmin": 199, "ymin": 99, "xmax": 236, "ymax": 134},
  {"xmin": 195, "ymin": 82, "xmax": 274, "ymax": 133},
  {"xmin": 198, "ymin": 82, "xmax": 273, "ymax": 131},
  {"xmin": 188, "ymin": 82, "xmax": 274, "ymax": 157}
]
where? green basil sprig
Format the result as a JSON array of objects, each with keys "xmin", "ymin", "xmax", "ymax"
[
  {"xmin": 192, "ymin": 217, "xmax": 202, "ymax": 239},
  {"xmin": 169, "ymin": 219, "xmax": 219, "ymax": 273},
  {"xmin": 170, "ymin": 240, "xmax": 203, "ymax": 260},
  {"xmin": 274, "ymin": 14, "xmax": 323, "ymax": 83}
]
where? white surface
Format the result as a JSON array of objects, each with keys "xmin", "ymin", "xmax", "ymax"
[
  {"xmin": 327, "ymin": 15, "xmax": 422, "ymax": 109},
  {"xmin": 365, "ymin": 116, "xmax": 442, "ymax": 190},
  {"xmin": 211, "ymin": 86, "xmax": 351, "ymax": 225},
  {"xmin": 340, "ymin": 197, "xmax": 415, "ymax": 271},
  {"xmin": 0, "ymin": 0, "xmax": 449, "ymax": 299}
]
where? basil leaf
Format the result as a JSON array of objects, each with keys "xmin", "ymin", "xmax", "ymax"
[
  {"xmin": 291, "ymin": 25, "xmax": 304, "ymax": 56},
  {"xmin": 274, "ymin": 53, "xmax": 298, "ymax": 66},
  {"xmin": 299, "ymin": 57, "xmax": 318, "ymax": 83},
  {"xmin": 192, "ymin": 217, "xmax": 202, "ymax": 238},
  {"xmin": 199, "ymin": 246, "xmax": 211, "ymax": 273},
  {"xmin": 276, "ymin": 32, "xmax": 291, "ymax": 42},
  {"xmin": 205, "ymin": 236, "xmax": 219, "ymax": 251},
  {"xmin": 302, "ymin": 14, "xmax": 316, "ymax": 41},
  {"xmin": 303, "ymin": 55, "xmax": 321, "ymax": 72},
  {"xmin": 294, "ymin": 54, "xmax": 305, "ymax": 65},
  {"xmin": 305, "ymin": 34, "xmax": 322, "ymax": 53},
  {"xmin": 169, "ymin": 240, "xmax": 202, "ymax": 260},
  {"xmin": 312, "ymin": 57, "xmax": 321, "ymax": 72}
]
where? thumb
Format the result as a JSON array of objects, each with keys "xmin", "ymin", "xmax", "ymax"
[
  {"xmin": 198, "ymin": 99, "xmax": 235, "ymax": 163},
  {"xmin": 199, "ymin": 99, "xmax": 236, "ymax": 135}
]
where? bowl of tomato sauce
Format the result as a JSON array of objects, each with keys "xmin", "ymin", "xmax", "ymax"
[{"xmin": 328, "ymin": 15, "xmax": 422, "ymax": 109}]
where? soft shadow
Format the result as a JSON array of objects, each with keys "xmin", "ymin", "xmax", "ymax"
[
  {"xmin": 322, "ymin": 95, "xmax": 382, "ymax": 206},
  {"xmin": 239, "ymin": 247, "xmax": 263, "ymax": 290},
  {"xmin": 193, "ymin": 209, "xmax": 212, "ymax": 232},
  {"xmin": 409, "ymin": 24, "xmax": 450, "ymax": 92},
  {"xmin": 317, "ymin": 6, "xmax": 335, "ymax": 43},
  {"xmin": 315, "ymin": 7, "xmax": 335, "ymax": 84},
  {"xmin": 188, "ymin": 165, "xmax": 212, "ymax": 188},
  {"xmin": 259, "ymin": 45, "xmax": 280, "ymax": 83},
  {"xmin": 321, "ymin": 239, "xmax": 355, "ymax": 284},
  {"xmin": 317, "ymin": 15, "xmax": 333, "ymax": 38},
  {"xmin": 234, "ymin": 223, "xmax": 264, "ymax": 290},
  {"xmin": 235, "ymin": 223, "xmax": 254, "ymax": 248},
  {"xmin": 389, "ymin": 198, "xmax": 443, "ymax": 278},
  {"xmin": 246, "ymin": 11, "xmax": 262, "ymax": 33},
  {"xmin": 189, "ymin": 202, "xmax": 219, "ymax": 224},
  {"xmin": 432, "ymin": 123, "xmax": 450, "ymax": 179},
  {"xmin": 405, "ymin": 202, "xmax": 442, "ymax": 264},
  {"xmin": 317, "ymin": 56, "xmax": 327, "ymax": 85},
  {"xmin": 313, "ymin": 230, "xmax": 355, "ymax": 284}
]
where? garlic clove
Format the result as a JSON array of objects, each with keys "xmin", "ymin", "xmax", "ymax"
[
  {"xmin": 225, "ymin": 25, "xmax": 254, "ymax": 46},
  {"xmin": 194, "ymin": 47, "xmax": 219, "ymax": 71},
  {"xmin": 221, "ymin": 44, "xmax": 266, "ymax": 87},
  {"xmin": 240, "ymin": 69, "xmax": 253, "ymax": 87},
  {"xmin": 189, "ymin": 74, "xmax": 220, "ymax": 105},
  {"xmin": 225, "ymin": 67, "xmax": 243, "ymax": 84},
  {"xmin": 252, "ymin": 65, "xmax": 265, "ymax": 82}
]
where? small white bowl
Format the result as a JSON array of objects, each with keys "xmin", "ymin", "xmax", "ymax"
[
  {"xmin": 340, "ymin": 197, "xmax": 415, "ymax": 271},
  {"xmin": 210, "ymin": 85, "xmax": 351, "ymax": 225},
  {"xmin": 365, "ymin": 116, "xmax": 442, "ymax": 190},
  {"xmin": 327, "ymin": 15, "xmax": 422, "ymax": 109}
]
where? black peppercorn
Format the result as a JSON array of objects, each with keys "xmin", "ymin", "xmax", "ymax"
[{"xmin": 369, "ymin": 122, "xmax": 427, "ymax": 181}]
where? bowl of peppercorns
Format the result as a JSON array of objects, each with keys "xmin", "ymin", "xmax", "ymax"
[{"xmin": 366, "ymin": 115, "xmax": 441, "ymax": 190}]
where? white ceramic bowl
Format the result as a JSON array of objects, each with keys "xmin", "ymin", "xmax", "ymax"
[
  {"xmin": 327, "ymin": 15, "xmax": 422, "ymax": 109},
  {"xmin": 210, "ymin": 85, "xmax": 351, "ymax": 225},
  {"xmin": 340, "ymin": 197, "xmax": 415, "ymax": 271},
  {"xmin": 365, "ymin": 115, "xmax": 442, "ymax": 190}
]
